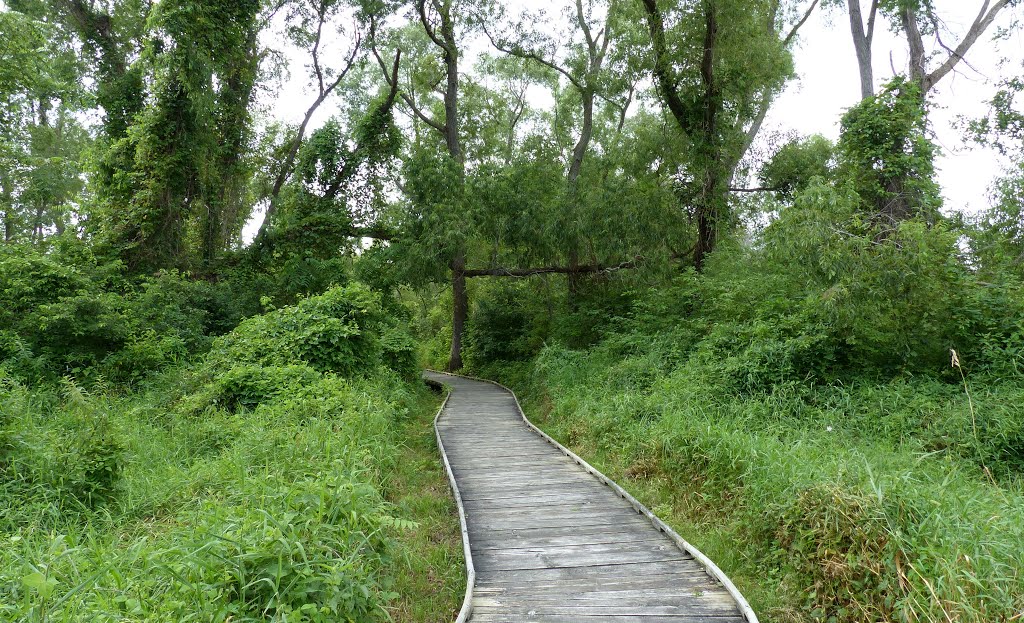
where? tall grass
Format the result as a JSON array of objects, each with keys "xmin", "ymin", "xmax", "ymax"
[
  {"xmin": 0, "ymin": 284, "xmax": 460, "ymax": 622},
  {"xmin": 483, "ymin": 343, "xmax": 1024, "ymax": 623},
  {"xmin": 0, "ymin": 367, "xmax": 461, "ymax": 622}
]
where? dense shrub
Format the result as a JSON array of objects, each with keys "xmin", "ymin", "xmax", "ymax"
[
  {"xmin": 207, "ymin": 283, "xmax": 414, "ymax": 378},
  {"xmin": 0, "ymin": 285, "xmax": 455, "ymax": 622},
  {"xmin": 209, "ymin": 364, "xmax": 324, "ymax": 412},
  {"xmin": 466, "ymin": 282, "xmax": 542, "ymax": 365},
  {"xmin": 0, "ymin": 248, "xmax": 93, "ymax": 326},
  {"xmin": 0, "ymin": 247, "xmax": 255, "ymax": 383}
]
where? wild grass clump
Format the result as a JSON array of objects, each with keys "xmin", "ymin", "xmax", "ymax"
[{"xmin": 0, "ymin": 286, "xmax": 460, "ymax": 622}]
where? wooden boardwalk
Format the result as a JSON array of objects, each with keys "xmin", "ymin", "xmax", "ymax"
[{"xmin": 427, "ymin": 371, "xmax": 756, "ymax": 623}]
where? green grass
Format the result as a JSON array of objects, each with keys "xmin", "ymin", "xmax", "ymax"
[
  {"xmin": 480, "ymin": 346, "xmax": 1024, "ymax": 623},
  {"xmin": 384, "ymin": 386, "xmax": 465, "ymax": 622},
  {"xmin": 0, "ymin": 367, "xmax": 462, "ymax": 622}
]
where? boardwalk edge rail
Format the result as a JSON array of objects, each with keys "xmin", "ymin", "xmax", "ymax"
[
  {"xmin": 428, "ymin": 370, "xmax": 759, "ymax": 623},
  {"xmin": 426, "ymin": 378, "xmax": 476, "ymax": 623}
]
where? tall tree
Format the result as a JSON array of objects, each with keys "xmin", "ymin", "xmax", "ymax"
[
  {"xmin": 836, "ymin": 0, "xmax": 1016, "ymax": 100},
  {"xmin": 255, "ymin": 0, "xmax": 364, "ymax": 242},
  {"xmin": 641, "ymin": 0, "xmax": 817, "ymax": 270},
  {"xmin": 0, "ymin": 3, "xmax": 88, "ymax": 244},
  {"xmin": 103, "ymin": 0, "xmax": 265, "ymax": 271},
  {"xmin": 483, "ymin": 0, "xmax": 624, "ymax": 296},
  {"xmin": 370, "ymin": 0, "xmax": 470, "ymax": 370},
  {"xmin": 899, "ymin": 0, "xmax": 1015, "ymax": 97}
]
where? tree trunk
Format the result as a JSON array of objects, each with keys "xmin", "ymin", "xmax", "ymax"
[
  {"xmin": 848, "ymin": 0, "xmax": 876, "ymax": 99},
  {"xmin": 431, "ymin": 0, "xmax": 467, "ymax": 372},
  {"xmin": 902, "ymin": 7, "xmax": 927, "ymax": 91},
  {"xmin": 643, "ymin": 0, "xmax": 723, "ymax": 272},
  {"xmin": 448, "ymin": 253, "xmax": 467, "ymax": 372},
  {"xmin": 694, "ymin": 2, "xmax": 720, "ymax": 272},
  {"xmin": 566, "ymin": 88, "xmax": 594, "ymax": 305}
]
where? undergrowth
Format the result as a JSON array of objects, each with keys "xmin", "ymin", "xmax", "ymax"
[
  {"xmin": 481, "ymin": 343, "xmax": 1024, "ymax": 623},
  {"xmin": 0, "ymin": 285, "xmax": 461, "ymax": 622}
]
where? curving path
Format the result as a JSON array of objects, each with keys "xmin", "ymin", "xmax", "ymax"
[{"xmin": 427, "ymin": 371, "xmax": 756, "ymax": 623}]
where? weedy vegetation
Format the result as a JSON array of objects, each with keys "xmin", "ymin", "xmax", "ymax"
[{"xmin": 0, "ymin": 268, "xmax": 462, "ymax": 623}]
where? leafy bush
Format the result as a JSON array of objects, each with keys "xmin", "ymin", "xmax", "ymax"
[
  {"xmin": 207, "ymin": 283, "xmax": 414, "ymax": 378},
  {"xmin": 759, "ymin": 134, "xmax": 836, "ymax": 201},
  {"xmin": 0, "ymin": 248, "xmax": 254, "ymax": 384},
  {"xmin": 0, "ymin": 312, "xmax": 455, "ymax": 622},
  {"xmin": 379, "ymin": 325, "xmax": 418, "ymax": 379},
  {"xmin": 63, "ymin": 416, "xmax": 125, "ymax": 508},
  {"xmin": 210, "ymin": 364, "xmax": 323, "ymax": 412},
  {"xmin": 466, "ymin": 282, "xmax": 540, "ymax": 365}
]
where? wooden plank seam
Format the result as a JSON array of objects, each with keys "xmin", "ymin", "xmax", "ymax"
[{"xmin": 427, "ymin": 370, "xmax": 760, "ymax": 623}]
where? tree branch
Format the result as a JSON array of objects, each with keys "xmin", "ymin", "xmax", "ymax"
[
  {"xmin": 641, "ymin": 0, "xmax": 692, "ymax": 135},
  {"xmin": 729, "ymin": 186, "xmax": 782, "ymax": 193},
  {"xmin": 575, "ymin": 0, "xmax": 597, "ymax": 55},
  {"xmin": 311, "ymin": 9, "xmax": 326, "ymax": 93},
  {"xmin": 417, "ymin": 0, "xmax": 449, "ymax": 52},
  {"xmin": 258, "ymin": 28, "xmax": 362, "ymax": 240},
  {"xmin": 923, "ymin": 0, "xmax": 1010, "ymax": 92},
  {"xmin": 480, "ymin": 22, "xmax": 585, "ymax": 91},
  {"xmin": 867, "ymin": 0, "xmax": 879, "ymax": 44},
  {"xmin": 783, "ymin": 0, "xmax": 820, "ymax": 46},
  {"xmin": 322, "ymin": 49, "xmax": 401, "ymax": 202},
  {"xmin": 368, "ymin": 16, "xmax": 447, "ymax": 134},
  {"xmin": 927, "ymin": 12, "xmax": 984, "ymax": 77},
  {"xmin": 465, "ymin": 258, "xmax": 641, "ymax": 278}
]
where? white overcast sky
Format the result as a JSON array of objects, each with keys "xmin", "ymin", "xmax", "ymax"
[
  {"xmin": 256, "ymin": 0, "xmax": 1022, "ymax": 239},
  {"xmin": 765, "ymin": 2, "xmax": 1023, "ymax": 215}
]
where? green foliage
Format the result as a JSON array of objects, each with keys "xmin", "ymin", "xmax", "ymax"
[
  {"xmin": 0, "ymin": 246, "xmax": 252, "ymax": 383},
  {"xmin": 838, "ymin": 77, "xmax": 941, "ymax": 222},
  {"xmin": 0, "ymin": 6, "xmax": 89, "ymax": 245},
  {"xmin": 486, "ymin": 339, "xmax": 1024, "ymax": 623},
  {"xmin": 209, "ymin": 364, "xmax": 324, "ymax": 412},
  {"xmin": 965, "ymin": 167, "xmax": 1024, "ymax": 279},
  {"xmin": 0, "ymin": 287, "xmax": 459, "ymax": 622},
  {"xmin": 254, "ymin": 94, "xmax": 402, "ymax": 272},
  {"xmin": 206, "ymin": 282, "xmax": 415, "ymax": 379},
  {"xmin": 759, "ymin": 134, "xmax": 836, "ymax": 200},
  {"xmin": 99, "ymin": 0, "xmax": 262, "ymax": 271},
  {"xmin": 754, "ymin": 181, "xmax": 965, "ymax": 376},
  {"xmin": 466, "ymin": 281, "xmax": 547, "ymax": 365},
  {"xmin": 968, "ymin": 71, "xmax": 1024, "ymax": 159},
  {"xmin": 0, "ymin": 246, "xmax": 93, "ymax": 325}
]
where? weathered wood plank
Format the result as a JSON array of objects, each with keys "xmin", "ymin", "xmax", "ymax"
[{"xmin": 425, "ymin": 371, "xmax": 754, "ymax": 623}]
